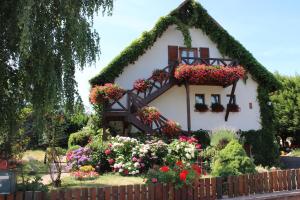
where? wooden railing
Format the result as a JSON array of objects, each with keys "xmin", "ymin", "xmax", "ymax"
[
  {"xmin": 3, "ymin": 169, "xmax": 300, "ymax": 200},
  {"xmin": 180, "ymin": 57, "xmax": 239, "ymax": 66}
]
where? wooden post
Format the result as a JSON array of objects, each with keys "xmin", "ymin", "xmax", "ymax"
[
  {"xmin": 185, "ymin": 81, "xmax": 191, "ymax": 133},
  {"xmin": 225, "ymin": 81, "xmax": 237, "ymax": 121}
]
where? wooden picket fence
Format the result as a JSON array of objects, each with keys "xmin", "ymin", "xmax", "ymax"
[{"xmin": 2, "ymin": 169, "xmax": 300, "ymax": 200}]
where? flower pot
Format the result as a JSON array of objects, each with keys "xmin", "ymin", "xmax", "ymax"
[
  {"xmin": 211, "ymin": 103, "xmax": 224, "ymax": 112},
  {"xmin": 227, "ymin": 104, "xmax": 240, "ymax": 112},
  {"xmin": 195, "ymin": 103, "xmax": 209, "ymax": 112}
]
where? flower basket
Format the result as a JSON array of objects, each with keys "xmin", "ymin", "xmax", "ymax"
[
  {"xmin": 174, "ymin": 64, "xmax": 245, "ymax": 86},
  {"xmin": 162, "ymin": 120, "xmax": 181, "ymax": 136},
  {"xmin": 227, "ymin": 103, "xmax": 240, "ymax": 112},
  {"xmin": 152, "ymin": 69, "xmax": 168, "ymax": 83},
  {"xmin": 195, "ymin": 103, "xmax": 209, "ymax": 112},
  {"xmin": 133, "ymin": 79, "xmax": 152, "ymax": 93},
  {"xmin": 90, "ymin": 83, "xmax": 124, "ymax": 104},
  {"xmin": 138, "ymin": 106, "xmax": 161, "ymax": 124},
  {"xmin": 211, "ymin": 103, "xmax": 224, "ymax": 112}
]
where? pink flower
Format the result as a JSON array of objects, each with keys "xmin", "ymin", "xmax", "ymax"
[
  {"xmin": 151, "ymin": 178, "xmax": 158, "ymax": 183},
  {"xmin": 196, "ymin": 144, "xmax": 202, "ymax": 149},
  {"xmin": 108, "ymin": 158, "xmax": 114, "ymax": 165},
  {"xmin": 132, "ymin": 157, "xmax": 138, "ymax": 162},
  {"xmin": 104, "ymin": 149, "xmax": 111, "ymax": 155}
]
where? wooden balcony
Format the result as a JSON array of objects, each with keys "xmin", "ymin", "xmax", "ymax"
[{"xmin": 180, "ymin": 57, "xmax": 239, "ymax": 66}]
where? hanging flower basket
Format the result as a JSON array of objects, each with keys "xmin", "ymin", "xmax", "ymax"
[
  {"xmin": 211, "ymin": 103, "xmax": 225, "ymax": 112},
  {"xmin": 174, "ymin": 64, "xmax": 245, "ymax": 86},
  {"xmin": 133, "ymin": 79, "xmax": 152, "ymax": 92},
  {"xmin": 227, "ymin": 103, "xmax": 240, "ymax": 112},
  {"xmin": 151, "ymin": 69, "xmax": 168, "ymax": 83},
  {"xmin": 89, "ymin": 83, "xmax": 125, "ymax": 104},
  {"xmin": 138, "ymin": 106, "xmax": 161, "ymax": 124},
  {"xmin": 195, "ymin": 103, "xmax": 209, "ymax": 112},
  {"xmin": 162, "ymin": 120, "xmax": 181, "ymax": 135}
]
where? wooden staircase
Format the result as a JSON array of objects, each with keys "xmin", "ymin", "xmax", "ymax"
[{"xmin": 103, "ymin": 64, "xmax": 176, "ymax": 135}]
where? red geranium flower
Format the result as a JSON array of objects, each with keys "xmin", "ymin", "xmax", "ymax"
[
  {"xmin": 104, "ymin": 149, "xmax": 111, "ymax": 155},
  {"xmin": 176, "ymin": 161, "xmax": 183, "ymax": 168},
  {"xmin": 179, "ymin": 170, "xmax": 189, "ymax": 181},
  {"xmin": 160, "ymin": 166, "xmax": 170, "ymax": 172},
  {"xmin": 192, "ymin": 164, "xmax": 202, "ymax": 175}
]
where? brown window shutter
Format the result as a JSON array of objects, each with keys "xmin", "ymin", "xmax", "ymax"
[
  {"xmin": 200, "ymin": 48, "xmax": 209, "ymax": 59},
  {"xmin": 168, "ymin": 46, "xmax": 178, "ymax": 64}
]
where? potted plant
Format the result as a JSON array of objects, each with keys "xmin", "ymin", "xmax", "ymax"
[
  {"xmin": 195, "ymin": 103, "xmax": 209, "ymax": 112},
  {"xmin": 211, "ymin": 103, "xmax": 225, "ymax": 112},
  {"xmin": 162, "ymin": 120, "xmax": 181, "ymax": 136},
  {"xmin": 138, "ymin": 106, "xmax": 161, "ymax": 124},
  {"xmin": 151, "ymin": 69, "xmax": 168, "ymax": 84},
  {"xmin": 89, "ymin": 83, "xmax": 124, "ymax": 104},
  {"xmin": 133, "ymin": 79, "xmax": 152, "ymax": 93},
  {"xmin": 227, "ymin": 103, "xmax": 240, "ymax": 112}
]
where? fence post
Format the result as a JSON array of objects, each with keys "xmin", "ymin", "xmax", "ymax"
[{"xmin": 216, "ymin": 177, "xmax": 222, "ymax": 199}]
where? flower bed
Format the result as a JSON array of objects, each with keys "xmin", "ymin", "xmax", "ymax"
[
  {"xmin": 90, "ymin": 83, "xmax": 124, "ymax": 104},
  {"xmin": 174, "ymin": 64, "xmax": 245, "ymax": 85},
  {"xmin": 151, "ymin": 69, "xmax": 168, "ymax": 83},
  {"xmin": 71, "ymin": 165, "xmax": 99, "ymax": 180},
  {"xmin": 195, "ymin": 103, "xmax": 209, "ymax": 112},
  {"xmin": 162, "ymin": 120, "xmax": 181, "ymax": 136},
  {"xmin": 138, "ymin": 106, "xmax": 161, "ymax": 124},
  {"xmin": 133, "ymin": 79, "xmax": 151, "ymax": 92},
  {"xmin": 66, "ymin": 147, "xmax": 92, "ymax": 171}
]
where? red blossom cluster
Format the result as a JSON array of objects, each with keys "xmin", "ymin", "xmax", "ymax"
[
  {"xmin": 138, "ymin": 106, "xmax": 161, "ymax": 124},
  {"xmin": 133, "ymin": 79, "xmax": 151, "ymax": 92},
  {"xmin": 174, "ymin": 64, "xmax": 245, "ymax": 85},
  {"xmin": 71, "ymin": 171, "xmax": 99, "ymax": 180},
  {"xmin": 151, "ymin": 69, "xmax": 168, "ymax": 83},
  {"xmin": 162, "ymin": 120, "xmax": 181, "ymax": 135},
  {"xmin": 89, "ymin": 83, "xmax": 124, "ymax": 104},
  {"xmin": 179, "ymin": 136, "xmax": 201, "ymax": 149}
]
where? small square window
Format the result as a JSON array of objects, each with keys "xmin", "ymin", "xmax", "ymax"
[
  {"xmin": 226, "ymin": 94, "xmax": 236, "ymax": 104},
  {"xmin": 195, "ymin": 94, "xmax": 205, "ymax": 104},
  {"xmin": 211, "ymin": 94, "xmax": 220, "ymax": 104}
]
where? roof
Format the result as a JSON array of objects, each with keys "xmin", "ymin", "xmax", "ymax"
[{"xmin": 90, "ymin": 0, "xmax": 279, "ymax": 91}]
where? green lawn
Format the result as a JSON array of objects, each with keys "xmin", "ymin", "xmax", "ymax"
[{"xmin": 58, "ymin": 173, "xmax": 145, "ymax": 189}]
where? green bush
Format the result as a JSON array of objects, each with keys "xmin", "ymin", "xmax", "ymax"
[
  {"xmin": 210, "ymin": 129, "xmax": 238, "ymax": 149},
  {"xmin": 192, "ymin": 129, "xmax": 211, "ymax": 149},
  {"xmin": 211, "ymin": 140, "xmax": 256, "ymax": 177},
  {"xmin": 199, "ymin": 146, "xmax": 218, "ymax": 172},
  {"xmin": 67, "ymin": 145, "xmax": 81, "ymax": 153},
  {"xmin": 239, "ymin": 129, "xmax": 280, "ymax": 166},
  {"xmin": 68, "ymin": 127, "xmax": 95, "ymax": 148}
]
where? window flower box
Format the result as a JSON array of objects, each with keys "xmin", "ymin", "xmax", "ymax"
[
  {"xmin": 211, "ymin": 103, "xmax": 224, "ymax": 112},
  {"xmin": 174, "ymin": 64, "xmax": 245, "ymax": 86},
  {"xmin": 194, "ymin": 103, "xmax": 209, "ymax": 112},
  {"xmin": 227, "ymin": 103, "xmax": 240, "ymax": 112},
  {"xmin": 89, "ymin": 83, "xmax": 124, "ymax": 104}
]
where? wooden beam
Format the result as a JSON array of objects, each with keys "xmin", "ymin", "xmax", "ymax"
[
  {"xmin": 185, "ymin": 81, "xmax": 191, "ymax": 133},
  {"xmin": 225, "ymin": 81, "xmax": 237, "ymax": 121}
]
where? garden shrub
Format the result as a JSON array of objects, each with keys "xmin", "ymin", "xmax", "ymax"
[
  {"xmin": 67, "ymin": 145, "xmax": 81, "ymax": 153},
  {"xmin": 210, "ymin": 128, "xmax": 238, "ymax": 149},
  {"xmin": 239, "ymin": 130, "xmax": 280, "ymax": 166},
  {"xmin": 199, "ymin": 146, "xmax": 218, "ymax": 172},
  {"xmin": 90, "ymin": 142, "xmax": 111, "ymax": 173},
  {"xmin": 66, "ymin": 147, "xmax": 92, "ymax": 171},
  {"xmin": 211, "ymin": 140, "xmax": 256, "ymax": 177},
  {"xmin": 192, "ymin": 129, "xmax": 211, "ymax": 149},
  {"xmin": 68, "ymin": 127, "xmax": 94, "ymax": 148}
]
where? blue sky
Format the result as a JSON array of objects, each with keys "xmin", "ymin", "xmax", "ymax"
[{"xmin": 76, "ymin": 0, "xmax": 300, "ymax": 110}]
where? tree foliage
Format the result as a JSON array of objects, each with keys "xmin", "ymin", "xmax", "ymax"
[
  {"xmin": 0, "ymin": 0, "xmax": 113, "ymax": 156},
  {"xmin": 271, "ymin": 73, "xmax": 300, "ymax": 144}
]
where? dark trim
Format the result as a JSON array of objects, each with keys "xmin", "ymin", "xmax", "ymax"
[
  {"xmin": 185, "ymin": 82, "xmax": 191, "ymax": 133},
  {"xmin": 225, "ymin": 81, "xmax": 237, "ymax": 121}
]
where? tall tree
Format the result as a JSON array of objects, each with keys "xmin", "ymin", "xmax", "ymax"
[
  {"xmin": 0, "ymin": 0, "xmax": 113, "ymax": 156},
  {"xmin": 271, "ymin": 73, "xmax": 300, "ymax": 146}
]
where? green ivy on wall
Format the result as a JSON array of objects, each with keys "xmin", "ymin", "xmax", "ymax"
[{"xmin": 90, "ymin": 0, "xmax": 280, "ymax": 166}]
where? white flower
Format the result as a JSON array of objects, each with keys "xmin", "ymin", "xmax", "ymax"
[
  {"xmin": 134, "ymin": 162, "xmax": 140, "ymax": 168},
  {"xmin": 185, "ymin": 153, "xmax": 191, "ymax": 159},
  {"xmin": 119, "ymin": 168, "xmax": 124, "ymax": 173}
]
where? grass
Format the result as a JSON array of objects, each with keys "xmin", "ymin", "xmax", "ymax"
[
  {"xmin": 289, "ymin": 149, "xmax": 300, "ymax": 157},
  {"xmin": 57, "ymin": 173, "xmax": 145, "ymax": 189},
  {"xmin": 21, "ymin": 150, "xmax": 48, "ymax": 176},
  {"xmin": 22, "ymin": 150, "xmax": 46, "ymax": 162}
]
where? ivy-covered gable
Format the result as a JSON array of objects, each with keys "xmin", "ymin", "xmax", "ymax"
[{"xmin": 90, "ymin": 0, "xmax": 279, "ymax": 92}]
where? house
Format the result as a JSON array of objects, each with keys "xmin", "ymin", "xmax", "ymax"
[{"xmin": 90, "ymin": 0, "xmax": 278, "ymax": 135}]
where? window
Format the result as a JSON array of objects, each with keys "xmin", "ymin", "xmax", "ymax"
[
  {"xmin": 211, "ymin": 94, "xmax": 220, "ymax": 104},
  {"xmin": 195, "ymin": 94, "xmax": 205, "ymax": 104},
  {"xmin": 179, "ymin": 47, "xmax": 198, "ymax": 64},
  {"xmin": 226, "ymin": 94, "xmax": 236, "ymax": 104}
]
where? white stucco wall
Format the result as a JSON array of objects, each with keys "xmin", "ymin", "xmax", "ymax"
[{"xmin": 114, "ymin": 25, "xmax": 261, "ymax": 131}]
